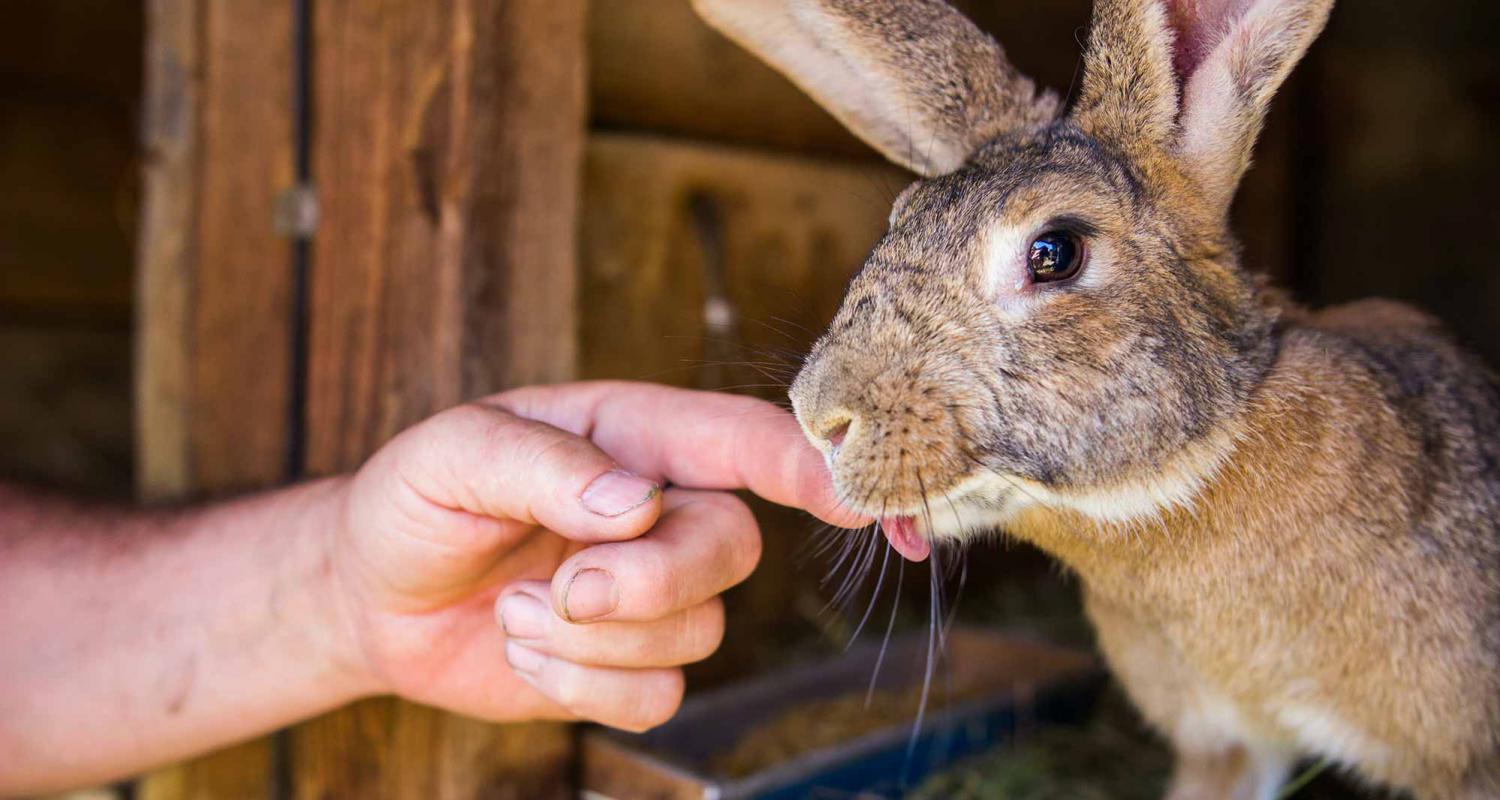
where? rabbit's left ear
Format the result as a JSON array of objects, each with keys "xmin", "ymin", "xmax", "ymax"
[
  {"xmin": 1075, "ymin": 0, "xmax": 1333, "ymax": 213},
  {"xmin": 692, "ymin": 0, "xmax": 1059, "ymax": 177}
]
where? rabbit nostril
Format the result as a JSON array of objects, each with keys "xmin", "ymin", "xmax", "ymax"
[{"xmin": 825, "ymin": 419, "xmax": 852, "ymax": 449}]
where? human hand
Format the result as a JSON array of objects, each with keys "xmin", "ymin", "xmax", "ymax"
[{"xmin": 327, "ymin": 382, "xmax": 863, "ymax": 731}]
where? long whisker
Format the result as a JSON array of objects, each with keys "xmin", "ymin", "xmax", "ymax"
[
  {"xmin": 938, "ymin": 490, "xmax": 971, "ymax": 651},
  {"xmin": 821, "ymin": 523, "xmax": 868, "ymax": 589},
  {"xmin": 866, "ymin": 554, "xmax": 904, "ymax": 707},
  {"xmin": 846, "ymin": 532, "xmax": 892, "ymax": 648},
  {"xmin": 831, "ymin": 522, "xmax": 882, "ymax": 613},
  {"xmin": 905, "ymin": 470, "xmax": 940, "ymax": 773}
]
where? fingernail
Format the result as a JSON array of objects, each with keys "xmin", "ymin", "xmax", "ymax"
[
  {"xmin": 580, "ymin": 470, "xmax": 659, "ymax": 517},
  {"xmin": 562, "ymin": 568, "xmax": 618, "ymax": 622},
  {"xmin": 506, "ymin": 641, "xmax": 545, "ymax": 677},
  {"xmin": 498, "ymin": 593, "xmax": 549, "ymax": 640}
]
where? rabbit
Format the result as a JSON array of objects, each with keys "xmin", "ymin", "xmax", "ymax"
[{"xmin": 692, "ymin": 0, "xmax": 1500, "ymax": 798}]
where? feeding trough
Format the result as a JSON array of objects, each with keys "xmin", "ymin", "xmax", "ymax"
[{"xmin": 582, "ymin": 628, "xmax": 1105, "ymax": 799}]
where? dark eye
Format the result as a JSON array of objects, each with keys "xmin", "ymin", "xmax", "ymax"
[{"xmin": 1027, "ymin": 230, "xmax": 1085, "ymax": 284}]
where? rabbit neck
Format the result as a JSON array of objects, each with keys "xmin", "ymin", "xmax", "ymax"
[{"xmin": 1000, "ymin": 326, "xmax": 1395, "ymax": 606}]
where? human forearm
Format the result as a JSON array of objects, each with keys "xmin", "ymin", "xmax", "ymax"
[{"xmin": 0, "ymin": 478, "xmax": 375, "ymax": 794}]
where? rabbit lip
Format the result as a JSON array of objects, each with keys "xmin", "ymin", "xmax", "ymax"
[
  {"xmin": 841, "ymin": 467, "xmax": 1019, "ymax": 549},
  {"xmin": 879, "ymin": 515, "xmax": 930, "ymax": 562}
]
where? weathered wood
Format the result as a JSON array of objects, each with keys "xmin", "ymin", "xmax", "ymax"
[
  {"xmin": 135, "ymin": 0, "xmax": 297, "ymax": 500},
  {"xmin": 580, "ymin": 133, "xmax": 907, "ymax": 684},
  {"xmin": 580, "ymin": 134, "xmax": 906, "ymax": 388},
  {"xmin": 185, "ymin": 0, "xmax": 298, "ymax": 495},
  {"xmin": 135, "ymin": 0, "xmax": 202, "ymax": 501},
  {"xmin": 134, "ymin": 0, "xmax": 296, "ymax": 797},
  {"xmin": 290, "ymin": 0, "xmax": 585, "ymax": 796}
]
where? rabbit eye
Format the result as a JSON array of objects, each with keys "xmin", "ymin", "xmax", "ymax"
[{"xmin": 1027, "ymin": 231, "xmax": 1085, "ymax": 284}]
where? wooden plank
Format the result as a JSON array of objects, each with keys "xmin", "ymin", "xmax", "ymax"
[
  {"xmin": 291, "ymin": 0, "xmax": 585, "ymax": 796},
  {"xmin": 186, "ymin": 0, "xmax": 297, "ymax": 495},
  {"xmin": 134, "ymin": 0, "xmax": 202, "ymax": 501},
  {"xmin": 134, "ymin": 0, "xmax": 296, "ymax": 797},
  {"xmin": 579, "ymin": 133, "xmax": 908, "ymax": 685}
]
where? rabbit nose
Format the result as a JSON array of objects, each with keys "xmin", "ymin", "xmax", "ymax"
[
  {"xmin": 825, "ymin": 419, "xmax": 852, "ymax": 449},
  {"xmin": 810, "ymin": 415, "xmax": 854, "ymax": 451}
]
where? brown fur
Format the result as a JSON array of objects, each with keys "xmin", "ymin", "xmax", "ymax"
[{"xmin": 696, "ymin": 0, "xmax": 1500, "ymax": 797}]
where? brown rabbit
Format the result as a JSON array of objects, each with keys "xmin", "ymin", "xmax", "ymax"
[{"xmin": 694, "ymin": 0, "xmax": 1500, "ymax": 797}]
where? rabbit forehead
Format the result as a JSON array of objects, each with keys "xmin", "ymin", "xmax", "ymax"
[{"xmin": 877, "ymin": 129, "xmax": 1144, "ymax": 296}]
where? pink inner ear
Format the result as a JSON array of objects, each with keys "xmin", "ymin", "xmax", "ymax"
[{"xmin": 1163, "ymin": 0, "xmax": 1257, "ymax": 82}]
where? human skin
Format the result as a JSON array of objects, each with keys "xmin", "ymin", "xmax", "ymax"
[{"xmin": 0, "ymin": 382, "xmax": 864, "ymax": 795}]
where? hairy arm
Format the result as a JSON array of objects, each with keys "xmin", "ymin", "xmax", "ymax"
[
  {"xmin": 0, "ymin": 381, "xmax": 860, "ymax": 795},
  {"xmin": 0, "ymin": 479, "xmax": 370, "ymax": 793}
]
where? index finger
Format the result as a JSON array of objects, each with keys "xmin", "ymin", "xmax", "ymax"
[{"xmin": 487, "ymin": 382, "xmax": 868, "ymax": 528}]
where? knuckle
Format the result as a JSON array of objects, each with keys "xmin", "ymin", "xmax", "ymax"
[
  {"xmin": 548, "ymin": 663, "xmax": 588, "ymax": 715},
  {"xmin": 712, "ymin": 501, "xmax": 762, "ymax": 582},
  {"xmin": 631, "ymin": 552, "xmax": 679, "ymax": 615},
  {"xmin": 682, "ymin": 492, "xmax": 762, "ymax": 580},
  {"xmin": 632, "ymin": 671, "xmax": 685, "ymax": 731},
  {"xmin": 735, "ymin": 517, "xmax": 764, "ymax": 578},
  {"xmin": 683, "ymin": 601, "xmax": 726, "ymax": 662},
  {"xmin": 444, "ymin": 402, "xmax": 509, "ymax": 439}
]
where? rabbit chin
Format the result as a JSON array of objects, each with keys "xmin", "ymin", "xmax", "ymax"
[{"xmin": 899, "ymin": 425, "xmax": 1241, "ymax": 546}]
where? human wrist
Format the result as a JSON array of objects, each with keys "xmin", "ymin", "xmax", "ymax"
[{"xmin": 286, "ymin": 475, "xmax": 387, "ymax": 703}]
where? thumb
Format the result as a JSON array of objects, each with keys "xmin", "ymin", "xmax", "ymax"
[{"xmin": 385, "ymin": 403, "xmax": 664, "ymax": 543}]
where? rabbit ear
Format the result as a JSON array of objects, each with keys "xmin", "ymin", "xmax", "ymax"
[
  {"xmin": 692, "ymin": 0, "xmax": 1059, "ymax": 177},
  {"xmin": 1174, "ymin": 0, "xmax": 1333, "ymax": 210},
  {"xmin": 1074, "ymin": 0, "xmax": 1332, "ymax": 211},
  {"xmin": 1072, "ymin": 0, "xmax": 1183, "ymax": 149}
]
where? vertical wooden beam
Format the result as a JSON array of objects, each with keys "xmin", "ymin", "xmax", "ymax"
[
  {"xmin": 291, "ymin": 0, "xmax": 585, "ymax": 796},
  {"xmin": 134, "ymin": 0, "xmax": 295, "ymax": 797},
  {"xmin": 135, "ymin": 0, "xmax": 202, "ymax": 501}
]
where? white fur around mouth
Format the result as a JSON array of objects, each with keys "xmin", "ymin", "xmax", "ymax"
[
  {"xmin": 848, "ymin": 470, "xmax": 1027, "ymax": 551},
  {"xmin": 840, "ymin": 424, "xmax": 1241, "ymax": 545}
]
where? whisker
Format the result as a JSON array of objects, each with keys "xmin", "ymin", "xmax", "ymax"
[
  {"xmin": 866, "ymin": 554, "xmax": 904, "ymax": 707},
  {"xmin": 831, "ymin": 523, "xmax": 881, "ymax": 613},
  {"xmin": 821, "ymin": 524, "xmax": 867, "ymax": 589},
  {"xmin": 905, "ymin": 470, "xmax": 941, "ymax": 774},
  {"xmin": 845, "ymin": 527, "xmax": 892, "ymax": 648}
]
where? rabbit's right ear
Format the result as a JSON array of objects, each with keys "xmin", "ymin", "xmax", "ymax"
[
  {"xmin": 692, "ymin": 0, "xmax": 1059, "ymax": 177},
  {"xmin": 1074, "ymin": 0, "xmax": 1333, "ymax": 213}
]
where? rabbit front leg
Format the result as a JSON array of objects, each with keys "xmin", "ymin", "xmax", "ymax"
[{"xmin": 1085, "ymin": 591, "xmax": 1294, "ymax": 800}]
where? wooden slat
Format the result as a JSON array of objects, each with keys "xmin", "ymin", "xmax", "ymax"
[
  {"xmin": 579, "ymin": 133, "xmax": 908, "ymax": 684},
  {"xmin": 291, "ymin": 0, "xmax": 585, "ymax": 796},
  {"xmin": 135, "ymin": 0, "xmax": 202, "ymax": 501},
  {"xmin": 134, "ymin": 0, "xmax": 296, "ymax": 797},
  {"xmin": 185, "ymin": 0, "xmax": 297, "ymax": 495}
]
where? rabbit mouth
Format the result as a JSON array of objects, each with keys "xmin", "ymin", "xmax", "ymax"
[
  {"xmin": 879, "ymin": 515, "xmax": 930, "ymax": 562},
  {"xmin": 858, "ymin": 470, "xmax": 1025, "ymax": 562}
]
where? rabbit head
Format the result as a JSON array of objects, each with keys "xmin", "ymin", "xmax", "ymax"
[{"xmin": 695, "ymin": 0, "xmax": 1333, "ymax": 559}]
